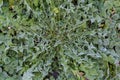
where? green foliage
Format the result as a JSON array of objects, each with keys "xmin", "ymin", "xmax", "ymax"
[{"xmin": 0, "ymin": 0, "xmax": 120, "ymax": 80}]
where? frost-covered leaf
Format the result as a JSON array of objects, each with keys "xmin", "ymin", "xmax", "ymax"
[{"xmin": 22, "ymin": 69, "xmax": 34, "ymax": 80}]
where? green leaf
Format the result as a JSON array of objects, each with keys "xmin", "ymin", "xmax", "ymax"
[
  {"xmin": 33, "ymin": 0, "xmax": 39, "ymax": 7},
  {"xmin": 104, "ymin": 0, "xmax": 113, "ymax": 9},
  {"xmin": 5, "ymin": 77, "xmax": 15, "ymax": 80}
]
